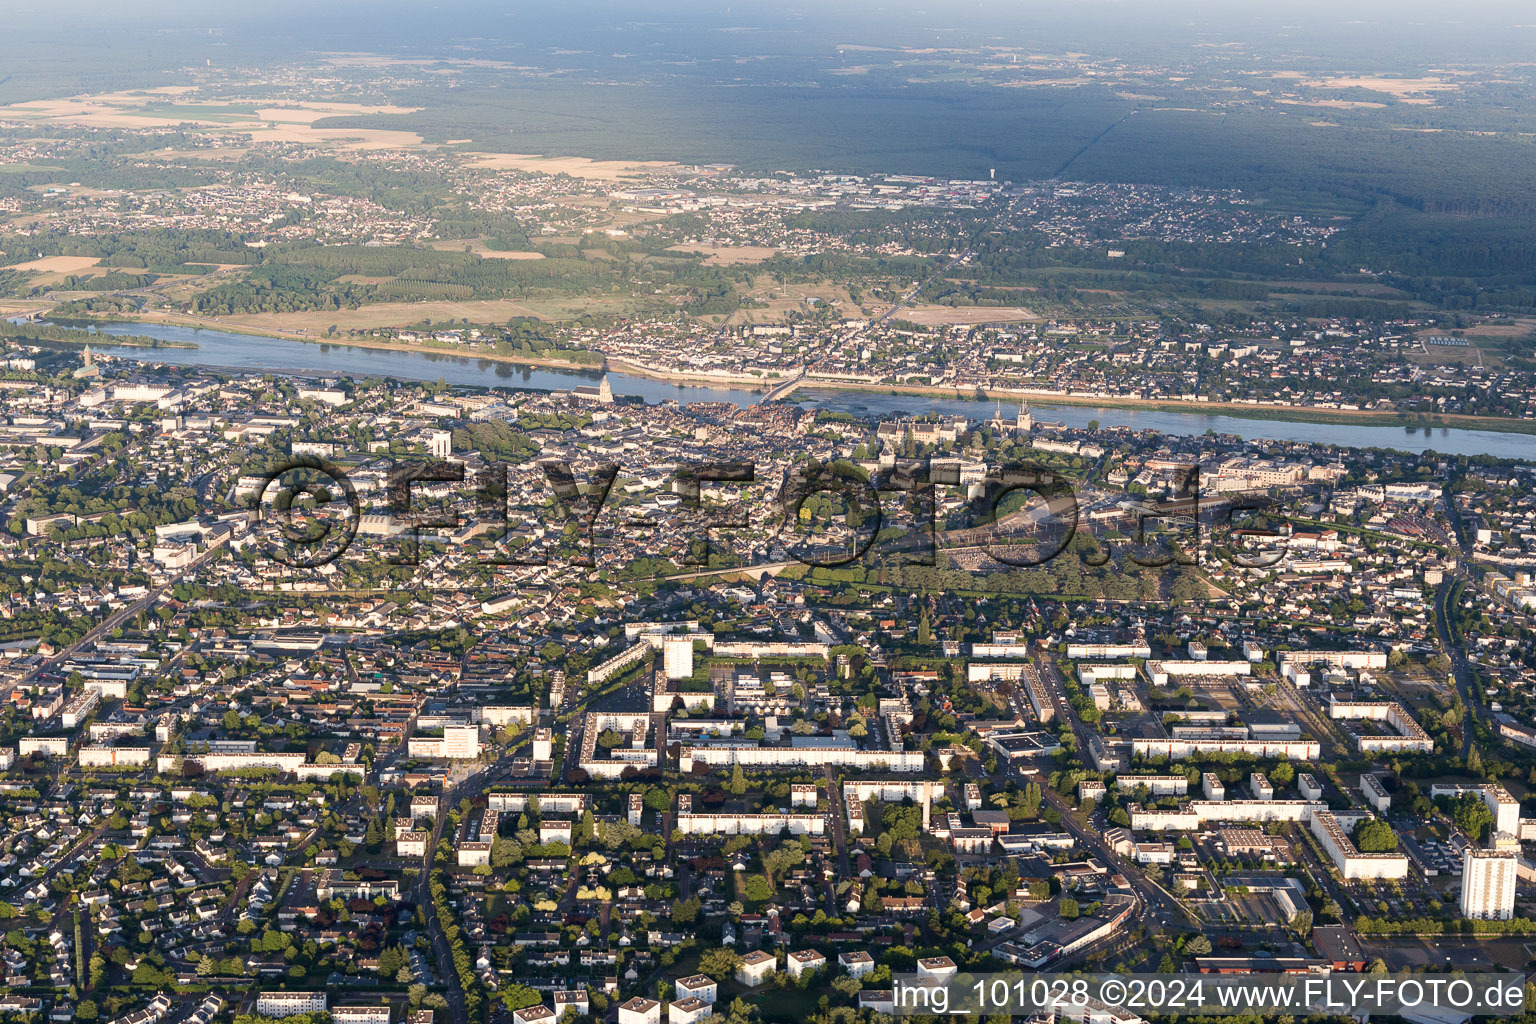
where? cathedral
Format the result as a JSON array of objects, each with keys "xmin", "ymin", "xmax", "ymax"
[
  {"xmin": 989, "ymin": 399, "xmax": 1030, "ymax": 433},
  {"xmin": 570, "ymin": 374, "xmax": 614, "ymax": 404}
]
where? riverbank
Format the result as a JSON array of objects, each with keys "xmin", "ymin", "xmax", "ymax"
[
  {"xmin": 844, "ymin": 383, "xmax": 1536, "ymax": 438},
  {"xmin": 81, "ymin": 312, "xmax": 1536, "ymax": 437},
  {"xmin": 604, "ymin": 356, "xmax": 783, "ymax": 390},
  {"xmin": 83, "ymin": 312, "xmax": 785, "ymax": 389},
  {"xmin": 5, "ymin": 318, "xmax": 195, "ymax": 350},
  {"xmin": 72, "ymin": 312, "xmax": 607, "ymax": 372},
  {"xmin": 46, "ymin": 336, "xmax": 196, "ymax": 350}
]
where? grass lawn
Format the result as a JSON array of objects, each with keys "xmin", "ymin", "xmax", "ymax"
[{"xmin": 737, "ymin": 983, "xmax": 825, "ymax": 1019}]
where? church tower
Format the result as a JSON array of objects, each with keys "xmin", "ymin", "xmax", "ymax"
[{"xmin": 75, "ymin": 345, "xmax": 101, "ymax": 379}]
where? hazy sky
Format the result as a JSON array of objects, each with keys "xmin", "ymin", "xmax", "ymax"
[{"xmin": 8, "ymin": 1, "xmax": 1535, "ymax": 70}]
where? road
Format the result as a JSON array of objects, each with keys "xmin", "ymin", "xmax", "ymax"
[
  {"xmin": 1436, "ymin": 483, "xmax": 1486, "ymax": 757},
  {"xmin": 37, "ymin": 819, "xmax": 111, "ymax": 891},
  {"xmin": 871, "ymin": 195, "xmax": 1017, "ymax": 326},
  {"xmin": 414, "ymin": 788, "xmax": 469, "ymax": 1024},
  {"xmin": 1435, "ymin": 577, "xmax": 1482, "ymax": 758},
  {"xmin": 1292, "ymin": 811, "xmax": 1357, "ymax": 916},
  {"xmin": 759, "ymin": 371, "xmax": 807, "ymax": 403},
  {"xmin": 8, "ymin": 535, "xmax": 228, "ymax": 698},
  {"xmin": 412, "ymin": 758, "xmax": 526, "ymax": 1024},
  {"xmin": 1441, "ymin": 485, "xmax": 1473, "ymax": 562},
  {"xmin": 875, "ymin": 242, "xmax": 981, "ymax": 324},
  {"xmin": 1034, "ymin": 783, "xmax": 1190, "ymax": 932},
  {"xmin": 1028, "ymin": 652, "xmax": 1192, "ymax": 933},
  {"xmin": 1272, "ymin": 671, "xmax": 1345, "ymax": 761},
  {"xmin": 823, "ymin": 765, "xmax": 853, "ymax": 881}
]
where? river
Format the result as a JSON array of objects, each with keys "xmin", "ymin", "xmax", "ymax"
[{"xmin": 82, "ymin": 322, "xmax": 1534, "ymax": 459}]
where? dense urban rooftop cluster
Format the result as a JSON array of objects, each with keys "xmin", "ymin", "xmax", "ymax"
[{"xmin": 0, "ymin": 343, "xmax": 1527, "ymax": 1024}]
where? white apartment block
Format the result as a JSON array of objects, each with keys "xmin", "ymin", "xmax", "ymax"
[
  {"xmin": 156, "ymin": 751, "xmax": 344, "ymax": 778},
  {"xmin": 1359, "ymin": 774, "xmax": 1391, "ymax": 813},
  {"xmin": 487, "ymin": 792, "xmax": 588, "ymax": 816},
  {"xmin": 531, "ymin": 728, "xmax": 553, "ymax": 761},
  {"xmin": 481, "ymin": 705, "xmax": 537, "ymax": 727},
  {"xmin": 668, "ymin": 998, "xmax": 712, "ymax": 1024},
  {"xmin": 19, "ymin": 737, "xmax": 70, "ymax": 757},
  {"xmin": 1278, "ymin": 649, "xmax": 1387, "ymax": 672},
  {"xmin": 553, "ymin": 992, "xmax": 589, "ymax": 1018},
  {"xmin": 586, "ymin": 642, "xmax": 651, "ymax": 686},
  {"xmin": 408, "ymin": 723, "xmax": 482, "ymax": 759},
  {"xmin": 618, "ymin": 999, "xmax": 661, "ymax": 1024},
  {"xmin": 971, "ymin": 661, "xmax": 1056, "ymax": 723},
  {"xmin": 256, "ymin": 992, "xmax": 328, "ymax": 1017},
  {"xmin": 679, "ymin": 746, "xmax": 924, "ymax": 772},
  {"xmin": 61, "ymin": 690, "xmax": 101, "ymax": 729},
  {"xmin": 674, "ymin": 976, "xmax": 717, "ymax": 1005},
  {"xmin": 1461, "ymin": 848, "xmax": 1518, "ymax": 920},
  {"xmin": 1307, "ymin": 810, "xmax": 1409, "ymax": 880},
  {"xmin": 444, "ymin": 723, "xmax": 481, "ymax": 759},
  {"xmin": 839, "ymin": 951, "xmax": 875, "ymax": 977},
  {"xmin": 1127, "ymin": 797, "xmax": 1406, "ymax": 883},
  {"xmin": 1329, "ymin": 701, "xmax": 1433, "ymax": 754},
  {"xmin": 916, "ymin": 956, "xmax": 959, "ymax": 982},
  {"xmin": 83, "ymin": 678, "xmax": 129, "ymax": 700},
  {"xmin": 663, "ymin": 637, "xmax": 695, "ymax": 680},
  {"xmin": 1131, "ymin": 799, "xmax": 1322, "ymax": 832},
  {"xmin": 787, "ymin": 950, "xmax": 826, "ymax": 979},
  {"xmin": 458, "ymin": 809, "xmax": 499, "ymax": 866},
  {"xmin": 1430, "ymin": 784, "xmax": 1522, "ymax": 838},
  {"xmin": 1067, "ymin": 643, "xmax": 1152, "ymax": 660},
  {"xmin": 674, "ymin": 795, "xmax": 824, "ymax": 836},
  {"xmin": 1121, "ymin": 774, "xmax": 1188, "ymax": 797},
  {"xmin": 333, "ymin": 1008, "xmax": 391, "ymax": 1024},
  {"xmin": 1145, "ymin": 660, "xmax": 1251, "ymax": 686},
  {"xmin": 712, "ymin": 641, "xmax": 828, "ymax": 659},
  {"xmin": 79, "ymin": 746, "xmax": 151, "ymax": 768},
  {"xmin": 737, "ymin": 950, "xmax": 777, "ymax": 987},
  {"xmin": 1132, "ymin": 737, "xmax": 1319, "ymax": 759},
  {"xmin": 297, "ymin": 387, "xmax": 347, "ymax": 406},
  {"xmin": 842, "ymin": 779, "xmax": 939, "ymax": 833}
]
